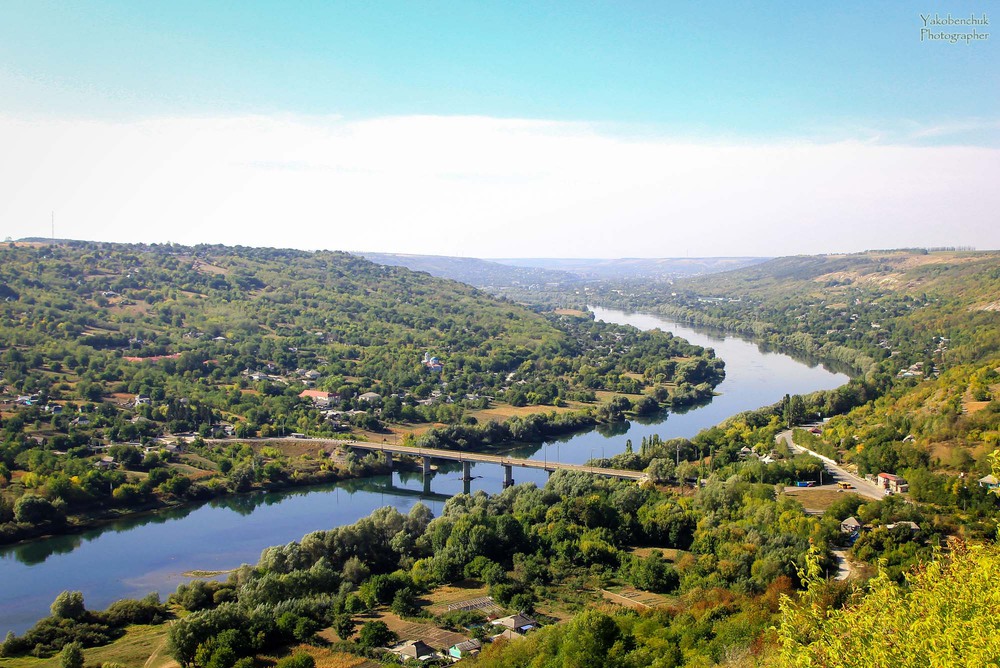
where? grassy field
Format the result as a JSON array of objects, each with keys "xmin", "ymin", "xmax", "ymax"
[
  {"xmin": 466, "ymin": 403, "xmax": 578, "ymax": 422},
  {"xmin": 782, "ymin": 487, "xmax": 853, "ymax": 512},
  {"xmin": 249, "ymin": 440, "xmax": 328, "ymax": 459},
  {"xmin": 0, "ymin": 624, "xmax": 176, "ymax": 668},
  {"xmin": 262, "ymin": 644, "xmax": 375, "ymax": 668},
  {"xmin": 628, "ymin": 547, "xmax": 684, "ymax": 561}
]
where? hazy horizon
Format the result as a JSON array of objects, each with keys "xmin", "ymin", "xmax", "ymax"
[{"xmin": 2, "ymin": 3, "xmax": 997, "ymax": 257}]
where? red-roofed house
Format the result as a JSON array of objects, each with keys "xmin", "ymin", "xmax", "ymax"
[
  {"xmin": 877, "ymin": 473, "xmax": 908, "ymax": 493},
  {"xmin": 299, "ymin": 390, "xmax": 332, "ymax": 407}
]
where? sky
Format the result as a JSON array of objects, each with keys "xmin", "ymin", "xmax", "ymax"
[{"xmin": 1, "ymin": 1, "xmax": 997, "ymax": 258}]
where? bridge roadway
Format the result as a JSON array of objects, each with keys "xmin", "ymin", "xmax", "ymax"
[
  {"xmin": 212, "ymin": 437, "xmax": 648, "ymax": 487},
  {"xmin": 344, "ymin": 440, "xmax": 648, "ymax": 485}
]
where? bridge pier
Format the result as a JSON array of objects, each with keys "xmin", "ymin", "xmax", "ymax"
[
  {"xmin": 422, "ymin": 456, "xmax": 432, "ymax": 476},
  {"xmin": 383, "ymin": 451, "xmax": 392, "ymax": 469},
  {"xmin": 462, "ymin": 461, "xmax": 472, "ymax": 482},
  {"xmin": 463, "ymin": 477, "xmax": 471, "ymax": 495},
  {"xmin": 423, "ymin": 475, "xmax": 432, "ymax": 496},
  {"xmin": 503, "ymin": 464, "xmax": 513, "ymax": 488}
]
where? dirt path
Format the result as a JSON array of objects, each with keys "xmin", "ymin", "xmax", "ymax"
[
  {"xmin": 831, "ymin": 549, "xmax": 853, "ymax": 581},
  {"xmin": 144, "ymin": 634, "xmax": 180, "ymax": 668}
]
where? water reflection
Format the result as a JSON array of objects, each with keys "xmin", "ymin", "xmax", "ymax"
[{"xmin": 12, "ymin": 534, "xmax": 83, "ymax": 567}]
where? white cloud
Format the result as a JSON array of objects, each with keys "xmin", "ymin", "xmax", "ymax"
[{"xmin": 1, "ymin": 113, "xmax": 997, "ymax": 257}]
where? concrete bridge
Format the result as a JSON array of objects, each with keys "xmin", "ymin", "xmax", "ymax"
[
  {"xmin": 213, "ymin": 436, "xmax": 649, "ymax": 488},
  {"xmin": 340, "ymin": 440, "xmax": 648, "ymax": 488}
]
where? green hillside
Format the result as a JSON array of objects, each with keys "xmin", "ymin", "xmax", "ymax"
[{"xmin": 0, "ymin": 240, "xmax": 722, "ymax": 543}]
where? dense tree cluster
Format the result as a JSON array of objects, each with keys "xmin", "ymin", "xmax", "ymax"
[{"xmin": 138, "ymin": 471, "xmax": 824, "ymax": 667}]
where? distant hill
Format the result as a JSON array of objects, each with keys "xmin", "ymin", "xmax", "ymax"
[
  {"xmin": 359, "ymin": 252, "xmax": 769, "ymax": 287},
  {"xmin": 357, "ymin": 252, "xmax": 577, "ymax": 288},
  {"xmin": 492, "ymin": 256, "xmax": 770, "ymax": 281}
]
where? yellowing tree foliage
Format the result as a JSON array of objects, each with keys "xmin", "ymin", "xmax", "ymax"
[{"xmin": 778, "ymin": 540, "xmax": 1000, "ymax": 667}]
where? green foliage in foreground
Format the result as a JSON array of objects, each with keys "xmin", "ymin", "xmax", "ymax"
[
  {"xmin": 90, "ymin": 472, "xmax": 820, "ymax": 667},
  {"xmin": 778, "ymin": 539, "xmax": 1000, "ymax": 667},
  {"xmin": 469, "ymin": 583, "xmax": 790, "ymax": 668}
]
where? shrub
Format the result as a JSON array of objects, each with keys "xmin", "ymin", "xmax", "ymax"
[
  {"xmin": 59, "ymin": 641, "xmax": 84, "ymax": 668},
  {"xmin": 51, "ymin": 592, "xmax": 86, "ymax": 621},
  {"xmin": 357, "ymin": 621, "xmax": 395, "ymax": 648},
  {"xmin": 275, "ymin": 653, "xmax": 315, "ymax": 668}
]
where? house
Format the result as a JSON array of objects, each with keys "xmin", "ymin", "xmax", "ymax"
[
  {"xmin": 886, "ymin": 521, "xmax": 920, "ymax": 532},
  {"xmin": 390, "ymin": 640, "xmax": 437, "ymax": 661},
  {"xmin": 491, "ymin": 628, "xmax": 525, "ymax": 641},
  {"xmin": 422, "ymin": 351, "xmax": 444, "ymax": 372},
  {"xmin": 449, "ymin": 638, "xmax": 483, "ymax": 659},
  {"xmin": 94, "ymin": 456, "xmax": 118, "ymax": 470},
  {"xmin": 493, "ymin": 613, "xmax": 538, "ymax": 634},
  {"xmin": 298, "ymin": 389, "xmax": 332, "ymax": 407},
  {"xmin": 358, "ymin": 391, "xmax": 381, "ymax": 404},
  {"xmin": 979, "ymin": 474, "xmax": 1000, "ymax": 490},
  {"xmin": 876, "ymin": 473, "xmax": 908, "ymax": 493},
  {"xmin": 840, "ymin": 516, "xmax": 862, "ymax": 534}
]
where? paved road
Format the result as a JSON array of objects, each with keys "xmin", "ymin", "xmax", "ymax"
[{"xmin": 776, "ymin": 429, "xmax": 884, "ymax": 500}]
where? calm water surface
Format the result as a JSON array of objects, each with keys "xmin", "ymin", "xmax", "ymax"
[{"xmin": 0, "ymin": 308, "xmax": 848, "ymax": 634}]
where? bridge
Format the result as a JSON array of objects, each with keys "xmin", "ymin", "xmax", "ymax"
[
  {"xmin": 212, "ymin": 437, "xmax": 649, "ymax": 488},
  {"xmin": 342, "ymin": 440, "xmax": 649, "ymax": 488}
]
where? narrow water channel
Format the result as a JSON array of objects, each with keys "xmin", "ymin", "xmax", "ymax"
[{"xmin": 0, "ymin": 308, "xmax": 848, "ymax": 635}]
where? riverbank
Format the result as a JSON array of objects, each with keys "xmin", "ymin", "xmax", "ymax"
[
  {"xmin": 0, "ymin": 466, "xmax": 351, "ymax": 549},
  {"xmin": 0, "ymin": 399, "xmax": 687, "ymax": 550}
]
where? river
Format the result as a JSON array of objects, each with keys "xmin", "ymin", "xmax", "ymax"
[{"xmin": 0, "ymin": 308, "xmax": 848, "ymax": 635}]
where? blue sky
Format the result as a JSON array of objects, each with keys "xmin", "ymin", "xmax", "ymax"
[{"xmin": 1, "ymin": 1, "xmax": 997, "ymax": 256}]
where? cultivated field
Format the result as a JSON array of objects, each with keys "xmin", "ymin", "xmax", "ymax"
[
  {"xmin": 423, "ymin": 580, "xmax": 494, "ymax": 616},
  {"xmin": 600, "ymin": 586, "xmax": 674, "ymax": 610},
  {"xmin": 368, "ymin": 612, "xmax": 469, "ymax": 651}
]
